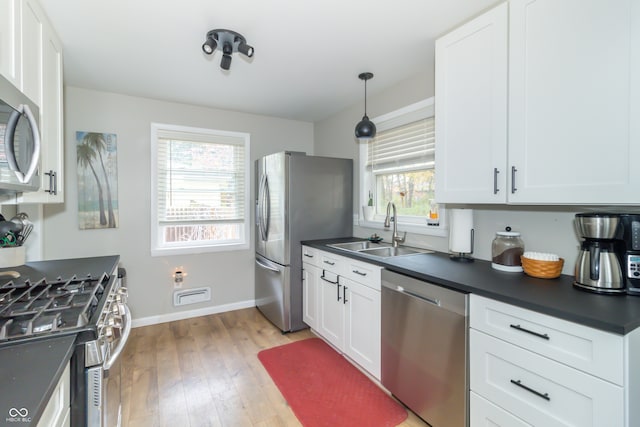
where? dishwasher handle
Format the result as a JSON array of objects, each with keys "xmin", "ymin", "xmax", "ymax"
[{"xmin": 393, "ymin": 285, "xmax": 441, "ymax": 307}]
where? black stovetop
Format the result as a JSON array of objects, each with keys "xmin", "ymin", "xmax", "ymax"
[{"xmin": 0, "ymin": 274, "xmax": 108, "ymax": 342}]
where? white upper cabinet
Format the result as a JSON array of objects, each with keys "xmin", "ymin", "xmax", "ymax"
[
  {"xmin": 436, "ymin": 0, "xmax": 640, "ymax": 205},
  {"xmin": 19, "ymin": 9, "xmax": 64, "ymax": 203},
  {"xmin": 508, "ymin": 0, "xmax": 639, "ymax": 204},
  {"xmin": 17, "ymin": 0, "xmax": 64, "ymax": 203},
  {"xmin": 435, "ymin": 3, "xmax": 508, "ymax": 203},
  {"xmin": 0, "ymin": 0, "xmax": 22, "ymax": 88},
  {"xmin": 20, "ymin": 0, "xmax": 43, "ymax": 107}
]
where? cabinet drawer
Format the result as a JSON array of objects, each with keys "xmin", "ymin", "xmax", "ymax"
[
  {"xmin": 302, "ymin": 246, "xmax": 320, "ymax": 267},
  {"xmin": 471, "ymin": 391, "xmax": 532, "ymax": 427},
  {"xmin": 37, "ymin": 363, "xmax": 70, "ymax": 427},
  {"xmin": 470, "ymin": 294, "xmax": 623, "ymax": 385},
  {"xmin": 342, "ymin": 258, "xmax": 382, "ymax": 290},
  {"xmin": 318, "ymin": 250, "xmax": 345, "ymax": 274},
  {"xmin": 470, "ymin": 330, "xmax": 624, "ymax": 427}
]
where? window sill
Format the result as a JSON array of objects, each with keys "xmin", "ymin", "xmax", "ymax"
[
  {"xmin": 151, "ymin": 241, "xmax": 249, "ymax": 257},
  {"xmin": 357, "ymin": 218, "xmax": 448, "ymax": 238}
]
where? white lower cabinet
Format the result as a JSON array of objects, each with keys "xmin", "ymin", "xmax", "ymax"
[
  {"xmin": 470, "ymin": 294, "xmax": 629, "ymax": 427},
  {"xmin": 37, "ymin": 363, "xmax": 70, "ymax": 427},
  {"xmin": 471, "ymin": 391, "xmax": 532, "ymax": 427},
  {"xmin": 302, "ymin": 246, "xmax": 382, "ymax": 379},
  {"xmin": 302, "ymin": 262, "xmax": 320, "ymax": 330},
  {"xmin": 342, "ymin": 276, "xmax": 381, "ymax": 379},
  {"xmin": 470, "ymin": 329, "xmax": 623, "ymax": 427}
]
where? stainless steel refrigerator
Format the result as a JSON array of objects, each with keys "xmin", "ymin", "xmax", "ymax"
[{"xmin": 255, "ymin": 151, "xmax": 352, "ymax": 332}]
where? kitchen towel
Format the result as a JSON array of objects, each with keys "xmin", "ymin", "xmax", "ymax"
[
  {"xmin": 258, "ymin": 338, "xmax": 407, "ymax": 427},
  {"xmin": 449, "ymin": 208, "xmax": 474, "ymax": 254}
]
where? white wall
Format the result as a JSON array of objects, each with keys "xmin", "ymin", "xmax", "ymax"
[
  {"xmin": 314, "ymin": 71, "xmax": 595, "ymax": 275},
  {"xmin": 43, "ymin": 87, "xmax": 314, "ymax": 322}
]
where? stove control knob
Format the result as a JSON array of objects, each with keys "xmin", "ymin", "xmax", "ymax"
[
  {"xmin": 115, "ymin": 289, "xmax": 128, "ymax": 304},
  {"xmin": 108, "ymin": 316, "xmax": 123, "ymax": 329},
  {"xmin": 104, "ymin": 327, "xmax": 114, "ymax": 342}
]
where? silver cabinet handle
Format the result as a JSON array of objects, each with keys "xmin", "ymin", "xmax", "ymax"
[
  {"xmin": 44, "ymin": 170, "xmax": 57, "ymax": 195},
  {"xmin": 510, "ymin": 379, "xmax": 550, "ymax": 401},
  {"xmin": 343, "ymin": 285, "xmax": 348, "ymax": 304},
  {"xmin": 324, "ymin": 260, "xmax": 335, "ymax": 266},
  {"xmin": 303, "ymin": 253, "xmax": 314, "ymax": 258},
  {"xmin": 352, "ymin": 270, "xmax": 367, "ymax": 276},
  {"xmin": 320, "ymin": 271, "xmax": 338, "ymax": 285},
  {"xmin": 509, "ymin": 324, "xmax": 550, "ymax": 340},
  {"xmin": 493, "ymin": 168, "xmax": 500, "ymax": 194},
  {"xmin": 511, "ymin": 166, "xmax": 518, "ymax": 194}
]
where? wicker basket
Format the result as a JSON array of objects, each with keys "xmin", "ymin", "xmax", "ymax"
[{"xmin": 520, "ymin": 256, "xmax": 564, "ymax": 279}]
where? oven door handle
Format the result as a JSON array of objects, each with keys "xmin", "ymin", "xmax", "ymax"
[{"xmin": 104, "ymin": 304, "xmax": 131, "ymax": 371}]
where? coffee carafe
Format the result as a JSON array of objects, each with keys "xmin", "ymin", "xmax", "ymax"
[{"xmin": 574, "ymin": 213, "xmax": 625, "ymax": 294}]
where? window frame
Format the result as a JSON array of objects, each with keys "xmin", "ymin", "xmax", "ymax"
[
  {"xmin": 150, "ymin": 122, "xmax": 251, "ymax": 256},
  {"xmin": 358, "ymin": 97, "xmax": 447, "ymax": 236}
]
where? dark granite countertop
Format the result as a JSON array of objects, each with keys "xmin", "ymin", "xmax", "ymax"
[
  {"xmin": 303, "ymin": 238, "xmax": 640, "ymax": 335},
  {"xmin": 0, "ymin": 255, "xmax": 121, "ymax": 426},
  {"xmin": 0, "ymin": 335, "xmax": 75, "ymax": 427}
]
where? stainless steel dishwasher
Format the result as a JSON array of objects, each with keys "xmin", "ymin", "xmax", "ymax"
[{"xmin": 381, "ymin": 269, "xmax": 469, "ymax": 427}]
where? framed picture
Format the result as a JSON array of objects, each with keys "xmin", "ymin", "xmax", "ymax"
[{"xmin": 76, "ymin": 131, "xmax": 119, "ymax": 229}]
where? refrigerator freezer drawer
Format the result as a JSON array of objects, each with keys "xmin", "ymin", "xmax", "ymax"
[{"xmin": 255, "ymin": 254, "xmax": 290, "ymax": 331}]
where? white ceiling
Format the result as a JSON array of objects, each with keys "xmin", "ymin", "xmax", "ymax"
[{"xmin": 38, "ymin": 0, "xmax": 498, "ymax": 123}]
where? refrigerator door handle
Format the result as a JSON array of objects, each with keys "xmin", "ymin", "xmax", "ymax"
[
  {"xmin": 262, "ymin": 174, "xmax": 271, "ymax": 240},
  {"xmin": 257, "ymin": 173, "xmax": 268, "ymax": 242},
  {"xmin": 255, "ymin": 257, "xmax": 280, "ymax": 273}
]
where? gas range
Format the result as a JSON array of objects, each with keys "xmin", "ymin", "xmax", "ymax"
[
  {"xmin": 0, "ymin": 274, "xmax": 109, "ymax": 342},
  {"xmin": 0, "ymin": 256, "xmax": 127, "ymax": 427}
]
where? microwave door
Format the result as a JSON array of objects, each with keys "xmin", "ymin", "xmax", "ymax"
[{"xmin": 4, "ymin": 104, "xmax": 40, "ymax": 184}]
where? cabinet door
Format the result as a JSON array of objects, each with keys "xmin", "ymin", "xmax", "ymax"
[
  {"xmin": 343, "ymin": 277, "xmax": 381, "ymax": 379},
  {"xmin": 0, "ymin": 0, "xmax": 21, "ymax": 87},
  {"xmin": 470, "ymin": 329, "xmax": 624, "ymax": 427},
  {"xmin": 302, "ymin": 262, "xmax": 320, "ymax": 329},
  {"xmin": 435, "ymin": 2, "xmax": 508, "ymax": 203},
  {"xmin": 508, "ymin": 0, "xmax": 640, "ymax": 204},
  {"xmin": 318, "ymin": 270, "xmax": 344, "ymax": 349},
  {"xmin": 21, "ymin": 0, "xmax": 43, "ymax": 106},
  {"xmin": 471, "ymin": 391, "xmax": 532, "ymax": 427},
  {"xmin": 36, "ymin": 363, "xmax": 70, "ymax": 427},
  {"xmin": 19, "ymin": 16, "xmax": 64, "ymax": 203}
]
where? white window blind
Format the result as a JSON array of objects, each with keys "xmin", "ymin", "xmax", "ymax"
[
  {"xmin": 156, "ymin": 130, "xmax": 246, "ymax": 225},
  {"xmin": 151, "ymin": 123, "xmax": 250, "ymax": 255},
  {"xmin": 367, "ymin": 117, "xmax": 435, "ymax": 173}
]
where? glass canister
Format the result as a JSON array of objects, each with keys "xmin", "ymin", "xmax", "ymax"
[{"xmin": 491, "ymin": 227, "xmax": 525, "ymax": 272}]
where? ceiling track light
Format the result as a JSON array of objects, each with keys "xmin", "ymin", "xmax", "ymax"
[
  {"xmin": 355, "ymin": 72, "xmax": 376, "ymax": 142},
  {"xmin": 202, "ymin": 29, "xmax": 254, "ymax": 71}
]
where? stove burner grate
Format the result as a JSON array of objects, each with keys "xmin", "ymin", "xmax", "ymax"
[{"xmin": 0, "ymin": 273, "xmax": 109, "ymax": 341}]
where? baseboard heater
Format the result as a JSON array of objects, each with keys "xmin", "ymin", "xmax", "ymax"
[{"xmin": 173, "ymin": 287, "xmax": 211, "ymax": 306}]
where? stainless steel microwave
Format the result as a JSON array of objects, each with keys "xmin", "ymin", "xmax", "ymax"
[{"xmin": 0, "ymin": 73, "xmax": 41, "ymax": 194}]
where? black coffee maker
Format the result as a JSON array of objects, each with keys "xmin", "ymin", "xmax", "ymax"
[{"xmin": 619, "ymin": 214, "xmax": 640, "ymax": 295}]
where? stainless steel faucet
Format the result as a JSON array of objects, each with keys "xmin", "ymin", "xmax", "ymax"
[{"xmin": 384, "ymin": 202, "xmax": 406, "ymax": 248}]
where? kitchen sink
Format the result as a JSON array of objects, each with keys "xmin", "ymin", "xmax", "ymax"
[
  {"xmin": 359, "ymin": 246, "xmax": 430, "ymax": 258},
  {"xmin": 327, "ymin": 240, "xmax": 430, "ymax": 258},
  {"xmin": 328, "ymin": 241, "xmax": 391, "ymax": 251}
]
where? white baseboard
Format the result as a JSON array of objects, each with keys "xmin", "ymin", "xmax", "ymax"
[{"xmin": 131, "ymin": 299, "xmax": 256, "ymax": 328}]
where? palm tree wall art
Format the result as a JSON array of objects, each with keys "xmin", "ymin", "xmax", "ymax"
[{"xmin": 76, "ymin": 131, "xmax": 119, "ymax": 229}]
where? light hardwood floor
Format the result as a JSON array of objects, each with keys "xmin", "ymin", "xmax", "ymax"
[{"xmin": 121, "ymin": 307, "xmax": 429, "ymax": 427}]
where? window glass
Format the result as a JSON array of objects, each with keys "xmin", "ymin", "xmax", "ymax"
[
  {"xmin": 151, "ymin": 123, "xmax": 250, "ymax": 255},
  {"xmin": 359, "ymin": 98, "xmax": 444, "ymax": 232}
]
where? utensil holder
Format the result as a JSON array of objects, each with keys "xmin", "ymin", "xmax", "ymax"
[{"xmin": 0, "ymin": 246, "xmax": 25, "ymax": 268}]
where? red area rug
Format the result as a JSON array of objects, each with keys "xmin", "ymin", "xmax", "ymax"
[{"xmin": 258, "ymin": 338, "xmax": 407, "ymax": 427}]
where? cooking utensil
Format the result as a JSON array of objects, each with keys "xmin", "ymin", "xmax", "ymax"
[{"xmin": 10, "ymin": 213, "xmax": 33, "ymax": 246}]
